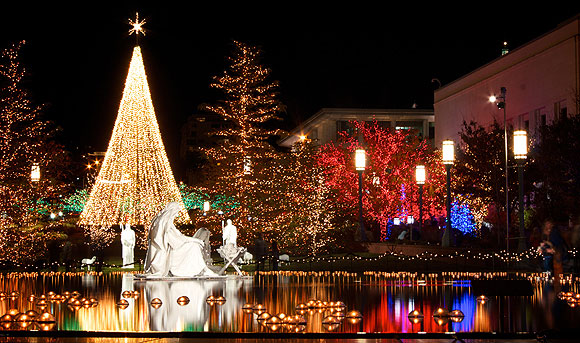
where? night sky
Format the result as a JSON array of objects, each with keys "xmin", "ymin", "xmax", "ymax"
[{"xmin": 0, "ymin": 4, "xmax": 578, "ymax": 178}]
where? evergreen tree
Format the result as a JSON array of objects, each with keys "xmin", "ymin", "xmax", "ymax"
[
  {"xmin": 273, "ymin": 139, "xmax": 337, "ymax": 254},
  {"xmin": 454, "ymin": 120, "xmax": 519, "ymax": 243},
  {"xmin": 0, "ymin": 41, "xmax": 69, "ymax": 263},
  {"xmin": 201, "ymin": 41, "xmax": 285, "ymax": 246}
]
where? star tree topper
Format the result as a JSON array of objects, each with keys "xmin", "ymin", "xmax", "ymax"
[{"xmin": 129, "ymin": 13, "xmax": 146, "ymax": 38}]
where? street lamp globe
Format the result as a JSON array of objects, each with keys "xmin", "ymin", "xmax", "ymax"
[
  {"xmin": 31, "ymin": 164, "xmax": 40, "ymax": 182},
  {"xmin": 442, "ymin": 140, "xmax": 455, "ymax": 164},
  {"xmin": 355, "ymin": 149, "xmax": 366, "ymax": 171},
  {"xmin": 513, "ymin": 130, "xmax": 528, "ymax": 159},
  {"xmin": 415, "ymin": 165, "xmax": 426, "ymax": 185}
]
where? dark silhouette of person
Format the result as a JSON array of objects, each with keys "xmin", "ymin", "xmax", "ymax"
[
  {"xmin": 254, "ymin": 233, "xmax": 267, "ymax": 272},
  {"xmin": 270, "ymin": 241, "xmax": 279, "ymax": 271}
]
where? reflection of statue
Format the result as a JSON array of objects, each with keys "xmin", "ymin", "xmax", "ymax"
[
  {"xmin": 143, "ymin": 202, "xmax": 217, "ymax": 277},
  {"xmin": 143, "ymin": 280, "xmax": 224, "ymax": 331},
  {"xmin": 222, "ymin": 219, "xmax": 237, "ymax": 247},
  {"xmin": 121, "ymin": 223, "xmax": 136, "ymax": 268}
]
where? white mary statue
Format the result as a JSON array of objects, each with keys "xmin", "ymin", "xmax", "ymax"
[
  {"xmin": 222, "ymin": 219, "xmax": 237, "ymax": 247},
  {"xmin": 144, "ymin": 202, "xmax": 216, "ymax": 277},
  {"xmin": 120, "ymin": 223, "xmax": 135, "ymax": 268}
]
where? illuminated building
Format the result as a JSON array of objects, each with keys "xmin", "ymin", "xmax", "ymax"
[
  {"xmin": 434, "ymin": 15, "xmax": 580, "ymax": 146},
  {"xmin": 278, "ymin": 108, "xmax": 434, "ymax": 148}
]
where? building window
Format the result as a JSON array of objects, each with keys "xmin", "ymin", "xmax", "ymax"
[
  {"xmin": 554, "ymin": 100, "xmax": 567, "ymax": 121},
  {"xmin": 518, "ymin": 113, "xmax": 529, "ymax": 130},
  {"xmin": 337, "ymin": 121, "xmax": 355, "ymax": 136}
]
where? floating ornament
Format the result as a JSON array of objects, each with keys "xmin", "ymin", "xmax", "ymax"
[
  {"xmin": 28, "ymin": 295, "xmax": 37, "ymax": 302},
  {"xmin": 322, "ymin": 316, "xmax": 341, "ymax": 331},
  {"xmin": 242, "ymin": 303, "xmax": 253, "ymax": 313},
  {"xmin": 322, "ymin": 315, "xmax": 341, "ymax": 324},
  {"xmin": 334, "ymin": 301, "xmax": 346, "ymax": 309},
  {"xmin": 37, "ymin": 312, "xmax": 56, "ymax": 323},
  {"xmin": 205, "ymin": 295, "xmax": 215, "ymax": 304},
  {"xmin": 122, "ymin": 291, "xmax": 133, "ymax": 298},
  {"xmin": 253, "ymin": 304, "xmax": 266, "ymax": 313},
  {"xmin": 215, "ymin": 296, "xmax": 226, "ymax": 305},
  {"xmin": 293, "ymin": 315, "xmax": 306, "ymax": 325},
  {"xmin": 265, "ymin": 316, "xmax": 282, "ymax": 326},
  {"xmin": 177, "ymin": 296, "xmax": 190, "ymax": 306},
  {"xmin": 132, "ymin": 291, "xmax": 140, "ymax": 299},
  {"xmin": 345, "ymin": 310, "xmax": 362, "ymax": 324},
  {"xmin": 90, "ymin": 298, "xmax": 99, "ymax": 307},
  {"xmin": 151, "ymin": 298, "xmax": 163, "ymax": 309},
  {"xmin": 38, "ymin": 322, "xmax": 56, "ymax": 331},
  {"xmin": 257, "ymin": 312, "xmax": 272, "ymax": 321},
  {"xmin": 331, "ymin": 311, "xmax": 346, "ymax": 319},
  {"xmin": 435, "ymin": 316, "xmax": 450, "ymax": 326},
  {"xmin": 477, "ymin": 295, "xmax": 489, "ymax": 304},
  {"xmin": 116, "ymin": 299, "xmax": 129, "ymax": 310},
  {"xmin": 291, "ymin": 324, "xmax": 307, "ymax": 333},
  {"xmin": 71, "ymin": 291, "xmax": 81, "ymax": 298},
  {"xmin": 449, "ymin": 309, "xmax": 464, "ymax": 318},
  {"xmin": 433, "ymin": 307, "xmax": 449, "ymax": 317},
  {"xmin": 408, "ymin": 309, "xmax": 424, "ymax": 324},
  {"xmin": 0, "ymin": 314, "xmax": 13, "ymax": 322},
  {"xmin": 83, "ymin": 299, "xmax": 92, "ymax": 308},
  {"xmin": 15, "ymin": 313, "xmax": 31, "ymax": 322},
  {"xmin": 25, "ymin": 310, "xmax": 39, "ymax": 320},
  {"xmin": 306, "ymin": 300, "xmax": 317, "ymax": 308}
]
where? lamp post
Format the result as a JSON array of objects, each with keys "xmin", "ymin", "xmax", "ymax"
[
  {"xmin": 203, "ymin": 201, "xmax": 210, "ymax": 216},
  {"xmin": 442, "ymin": 140, "xmax": 455, "ymax": 247},
  {"xmin": 31, "ymin": 164, "xmax": 40, "ymax": 182},
  {"xmin": 490, "ymin": 87, "xmax": 509, "ymax": 253},
  {"xmin": 355, "ymin": 149, "xmax": 367, "ymax": 241},
  {"xmin": 415, "ymin": 165, "xmax": 426, "ymax": 239},
  {"xmin": 514, "ymin": 130, "xmax": 527, "ymax": 252}
]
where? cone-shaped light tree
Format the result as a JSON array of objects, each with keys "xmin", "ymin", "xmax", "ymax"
[{"xmin": 79, "ymin": 42, "xmax": 189, "ymax": 248}]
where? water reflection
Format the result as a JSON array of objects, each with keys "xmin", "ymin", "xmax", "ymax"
[{"xmin": 0, "ymin": 272, "xmax": 579, "ymax": 333}]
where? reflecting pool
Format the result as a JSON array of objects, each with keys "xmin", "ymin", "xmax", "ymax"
[{"xmin": 0, "ymin": 271, "xmax": 579, "ymax": 333}]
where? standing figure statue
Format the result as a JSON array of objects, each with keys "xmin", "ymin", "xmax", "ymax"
[
  {"xmin": 144, "ymin": 202, "xmax": 216, "ymax": 277},
  {"xmin": 222, "ymin": 219, "xmax": 237, "ymax": 247},
  {"xmin": 120, "ymin": 223, "xmax": 136, "ymax": 268}
]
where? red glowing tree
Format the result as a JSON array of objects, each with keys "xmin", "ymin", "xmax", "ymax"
[{"xmin": 317, "ymin": 121, "xmax": 446, "ymax": 240}]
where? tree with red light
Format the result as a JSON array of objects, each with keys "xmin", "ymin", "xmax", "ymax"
[{"xmin": 317, "ymin": 121, "xmax": 446, "ymax": 240}]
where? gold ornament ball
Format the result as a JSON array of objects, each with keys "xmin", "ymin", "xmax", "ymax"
[
  {"xmin": 177, "ymin": 296, "xmax": 190, "ymax": 306},
  {"xmin": 151, "ymin": 298, "xmax": 163, "ymax": 309},
  {"xmin": 116, "ymin": 299, "xmax": 130, "ymax": 310}
]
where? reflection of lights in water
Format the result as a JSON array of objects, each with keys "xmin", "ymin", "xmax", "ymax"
[{"xmin": 1, "ymin": 271, "xmax": 580, "ymax": 333}]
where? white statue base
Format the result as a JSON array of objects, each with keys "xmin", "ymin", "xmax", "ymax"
[{"xmin": 217, "ymin": 244, "xmax": 247, "ymax": 276}]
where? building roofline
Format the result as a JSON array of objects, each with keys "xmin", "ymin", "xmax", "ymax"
[
  {"xmin": 278, "ymin": 107, "xmax": 434, "ymax": 145},
  {"xmin": 434, "ymin": 14, "xmax": 580, "ymax": 101}
]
